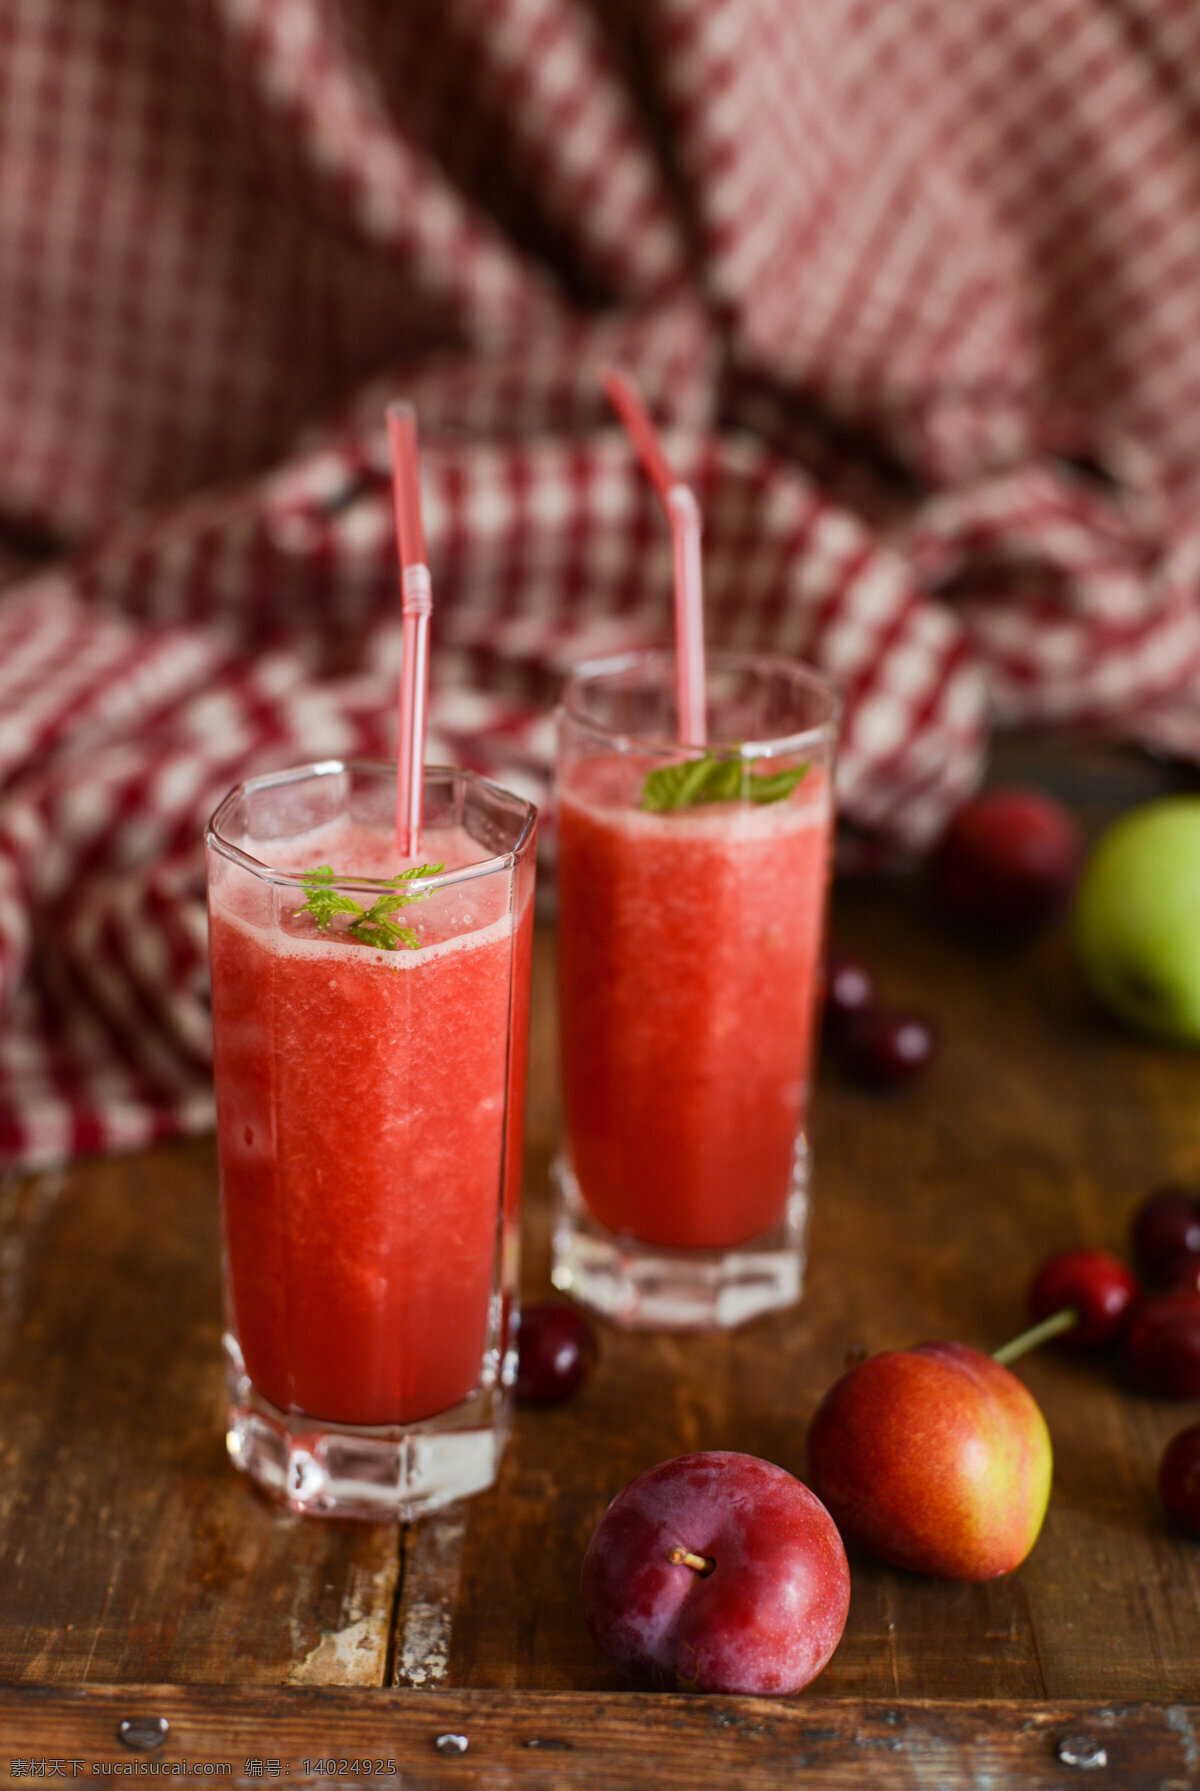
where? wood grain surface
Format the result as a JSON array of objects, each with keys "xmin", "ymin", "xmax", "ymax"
[
  {"xmin": 3, "ymin": 1686, "xmax": 1200, "ymax": 1791},
  {"xmin": 2, "ymin": 737, "xmax": 1199, "ymax": 1787},
  {"xmin": 0, "ymin": 1144, "xmax": 400, "ymax": 1687}
]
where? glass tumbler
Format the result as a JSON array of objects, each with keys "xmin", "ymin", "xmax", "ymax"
[
  {"xmin": 206, "ymin": 760, "xmax": 536, "ymax": 1519},
  {"xmin": 552, "ymin": 650, "xmax": 838, "ymax": 1328}
]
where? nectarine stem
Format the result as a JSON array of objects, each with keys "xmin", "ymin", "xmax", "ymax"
[
  {"xmin": 993, "ymin": 1306, "xmax": 1079, "ymax": 1365},
  {"xmin": 667, "ymin": 1545, "xmax": 715, "ymax": 1577}
]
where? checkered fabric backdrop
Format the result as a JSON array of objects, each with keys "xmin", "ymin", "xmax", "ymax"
[{"xmin": 3, "ymin": 0, "xmax": 1200, "ymax": 1167}]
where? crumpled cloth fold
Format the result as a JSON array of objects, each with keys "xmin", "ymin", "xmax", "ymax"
[{"xmin": 3, "ymin": 0, "xmax": 1200, "ymax": 1166}]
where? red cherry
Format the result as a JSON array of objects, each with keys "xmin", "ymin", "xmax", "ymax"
[
  {"xmin": 822, "ymin": 952, "xmax": 876, "ymax": 1040},
  {"xmin": 931, "ymin": 786, "xmax": 1080, "ymax": 934},
  {"xmin": 1029, "ymin": 1249, "xmax": 1138, "ymax": 1348},
  {"xmin": 842, "ymin": 1007, "xmax": 939, "ymax": 1086},
  {"xmin": 1160, "ymin": 1423, "xmax": 1200, "ymax": 1533},
  {"xmin": 1124, "ymin": 1289, "xmax": 1200, "ymax": 1395},
  {"xmin": 515, "ymin": 1301, "xmax": 598, "ymax": 1406},
  {"xmin": 1131, "ymin": 1184, "xmax": 1200, "ymax": 1284}
]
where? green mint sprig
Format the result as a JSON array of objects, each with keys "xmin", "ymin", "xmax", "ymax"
[
  {"xmin": 640, "ymin": 753, "xmax": 808, "ymax": 813},
  {"xmin": 295, "ymin": 862, "xmax": 445, "ymax": 951}
]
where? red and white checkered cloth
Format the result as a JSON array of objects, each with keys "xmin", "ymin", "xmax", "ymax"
[{"xmin": 3, "ymin": 0, "xmax": 1200, "ymax": 1168}]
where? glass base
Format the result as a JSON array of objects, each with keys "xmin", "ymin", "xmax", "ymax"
[
  {"xmin": 223, "ymin": 1334, "xmax": 510, "ymax": 1522},
  {"xmin": 550, "ymin": 1146, "xmax": 809, "ymax": 1330}
]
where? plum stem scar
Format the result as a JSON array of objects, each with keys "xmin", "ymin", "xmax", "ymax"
[{"xmin": 668, "ymin": 1546, "xmax": 715, "ymax": 1577}]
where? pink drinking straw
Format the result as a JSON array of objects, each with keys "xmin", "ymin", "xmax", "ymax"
[
  {"xmin": 386, "ymin": 401, "xmax": 432, "ymax": 858},
  {"xmin": 601, "ymin": 368, "xmax": 707, "ymax": 746}
]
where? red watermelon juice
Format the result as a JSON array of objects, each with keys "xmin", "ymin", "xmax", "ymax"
[
  {"xmin": 551, "ymin": 651, "xmax": 838, "ymax": 1328},
  {"xmin": 557, "ymin": 756, "xmax": 830, "ymax": 1249},
  {"xmin": 206, "ymin": 761, "xmax": 536, "ymax": 1516}
]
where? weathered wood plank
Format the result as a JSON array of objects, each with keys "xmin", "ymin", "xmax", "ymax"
[
  {"xmin": 393, "ymin": 1512, "xmax": 467, "ymax": 1689},
  {"xmin": 0, "ymin": 1142, "xmax": 399, "ymax": 1685},
  {"xmin": 2, "ymin": 1686, "xmax": 1198, "ymax": 1791}
]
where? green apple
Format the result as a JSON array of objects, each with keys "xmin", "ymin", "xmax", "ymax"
[{"xmin": 1072, "ymin": 796, "xmax": 1200, "ymax": 1043}]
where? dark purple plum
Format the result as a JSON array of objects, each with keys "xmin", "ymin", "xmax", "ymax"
[{"xmin": 581, "ymin": 1452, "xmax": 849, "ymax": 1695}]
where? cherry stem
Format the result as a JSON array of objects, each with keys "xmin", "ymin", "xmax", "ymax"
[
  {"xmin": 992, "ymin": 1306, "xmax": 1080, "ymax": 1365},
  {"xmin": 667, "ymin": 1545, "xmax": 715, "ymax": 1578}
]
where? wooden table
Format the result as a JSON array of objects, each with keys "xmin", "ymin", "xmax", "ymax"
[{"xmin": 3, "ymin": 740, "xmax": 1200, "ymax": 1789}]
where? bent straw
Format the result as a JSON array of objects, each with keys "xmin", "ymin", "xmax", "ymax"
[
  {"xmin": 386, "ymin": 401, "xmax": 433, "ymax": 858},
  {"xmin": 601, "ymin": 368, "xmax": 707, "ymax": 746}
]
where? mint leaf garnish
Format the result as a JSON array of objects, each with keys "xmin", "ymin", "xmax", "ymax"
[
  {"xmin": 743, "ymin": 764, "xmax": 810, "ymax": 805},
  {"xmin": 640, "ymin": 754, "xmax": 808, "ymax": 812},
  {"xmin": 291, "ymin": 866, "xmax": 363, "ymax": 928},
  {"xmin": 295, "ymin": 861, "xmax": 445, "ymax": 950}
]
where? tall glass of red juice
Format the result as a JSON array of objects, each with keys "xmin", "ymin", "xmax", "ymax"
[
  {"xmin": 206, "ymin": 761, "xmax": 536, "ymax": 1519},
  {"xmin": 552, "ymin": 651, "xmax": 838, "ymax": 1328}
]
